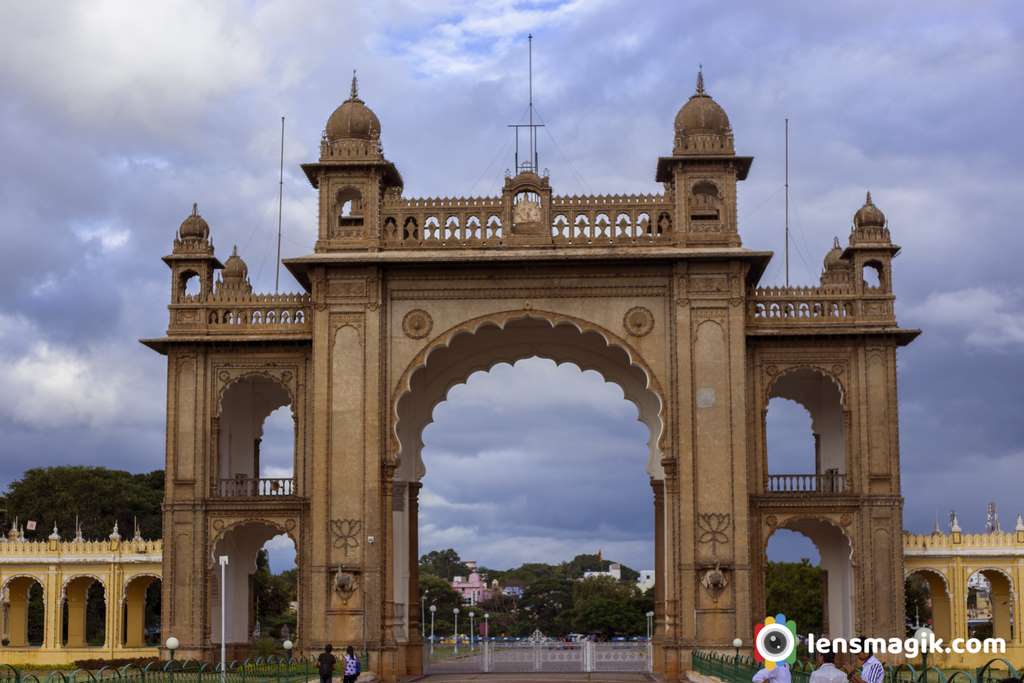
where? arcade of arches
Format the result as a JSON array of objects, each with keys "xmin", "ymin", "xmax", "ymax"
[
  {"xmin": 141, "ymin": 71, "xmax": 920, "ymax": 681},
  {"xmin": 0, "ymin": 530, "xmax": 162, "ymax": 666}
]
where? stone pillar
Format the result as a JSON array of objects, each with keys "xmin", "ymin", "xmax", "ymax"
[
  {"xmin": 406, "ymin": 483, "xmax": 423, "ymax": 675},
  {"xmin": 651, "ymin": 479, "xmax": 666, "ymax": 635},
  {"xmin": 929, "ymin": 575, "xmax": 952, "ymax": 642},
  {"xmin": 125, "ymin": 578, "xmax": 154, "ymax": 648},
  {"xmin": 65, "ymin": 579, "xmax": 89, "ymax": 648},
  {"xmin": 989, "ymin": 572, "xmax": 1012, "ymax": 642},
  {"xmin": 7, "ymin": 579, "xmax": 29, "ymax": 647}
]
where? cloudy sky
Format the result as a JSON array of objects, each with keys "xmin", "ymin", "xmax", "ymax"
[{"xmin": 1, "ymin": 2, "xmax": 1022, "ymax": 574}]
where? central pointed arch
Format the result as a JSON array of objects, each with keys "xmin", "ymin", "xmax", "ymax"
[{"xmin": 391, "ymin": 310, "xmax": 668, "ymax": 482}]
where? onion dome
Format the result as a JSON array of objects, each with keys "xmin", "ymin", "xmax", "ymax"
[
  {"xmin": 222, "ymin": 245, "xmax": 248, "ymax": 282},
  {"xmin": 673, "ymin": 69, "xmax": 734, "ymax": 155},
  {"xmin": 823, "ymin": 236, "xmax": 844, "ymax": 269},
  {"xmin": 179, "ymin": 203, "xmax": 209, "ymax": 240},
  {"xmin": 853, "ymin": 191, "xmax": 886, "ymax": 229},
  {"xmin": 325, "ymin": 71, "xmax": 381, "ymax": 142}
]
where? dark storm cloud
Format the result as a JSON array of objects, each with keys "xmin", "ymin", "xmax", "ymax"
[{"xmin": 1, "ymin": 2, "xmax": 1021, "ymax": 568}]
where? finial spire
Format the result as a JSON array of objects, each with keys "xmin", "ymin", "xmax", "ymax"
[
  {"xmin": 350, "ymin": 70, "xmax": 359, "ymax": 100},
  {"xmin": 696, "ymin": 64, "xmax": 705, "ymax": 95},
  {"xmin": 192, "ymin": 202, "xmax": 198, "ymax": 216},
  {"xmin": 865, "ymin": 191, "xmax": 873, "ymax": 205}
]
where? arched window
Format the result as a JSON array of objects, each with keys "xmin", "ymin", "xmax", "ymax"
[
  {"xmin": 765, "ymin": 368, "xmax": 846, "ymax": 493},
  {"xmin": 336, "ymin": 187, "xmax": 364, "ymax": 226},
  {"xmin": 862, "ymin": 261, "xmax": 883, "ymax": 289},
  {"xmin": 179, "ymin": 270, "xmax": 201, "ymax": 299},
  {"xmin": 218, "ymin": 375, "xmax": 295, "ymax": 497}
]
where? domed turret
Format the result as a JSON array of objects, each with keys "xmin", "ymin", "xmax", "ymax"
[
  {"xmin": 853, "ymin": 191, "xmax": 886, "ymax": 229},
  {"xmin": 215, "ymin": 245, "xmax": 253, "ymax": 296},
  {"xmin": 823, "ymin": 236, "xmax": 845, "ymax": 270},
  {"xmin": 179, "ymin": 203, "xmax": 209, "ymax": 240},
  {"xmin": 325, "ymin": 72, "xmax": 381, "ymax": 142},
  {"xmin": 673, "ymin": 69, "xmax": 734, "ymax": 155},
  {"xmin": 222, "ymin": 245, "xmax": 248, "ymax": 282}
]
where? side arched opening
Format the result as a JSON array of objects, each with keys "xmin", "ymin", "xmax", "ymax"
[
  {"xmin": 765, "ymin": 368, "xmax": 846, "ymax": 493},
  {"xmin": 217, "ymin": 375, "xmax": 295, "ymax": 497},
  {"xmin": 765, "ymin": 520, "xmax": 854, "ymax": 638},
  {"xmin": 905, "ymin": 569, "xmax": 951, "ymax": 641},
  {"xmin": 122, "ymin": 576, "xmax": 161, "ymax": 648}
]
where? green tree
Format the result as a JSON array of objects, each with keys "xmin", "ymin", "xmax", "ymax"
[
  {"xmin": 519, "ymin": 576, "xmax": 574, "ymax": 636},
  {"xmin": 765, "ymin": 559, "xmax": 824, "ymax": 636},
  {"xmin": 252, "ymin": 550, "xmax": 297, "ymax": 639},
  {"xmin": 419, "ymin": 573, "xmax": 463, "ymax": 636},
  {"xmin": 419, "ymin": 548, "xmax": 470, "ymax": 581},
  {"xmin": 569, "ymin": 576, "xmax": 647, "ymax": 637},
  {"xmin": 1, "ymin": 466, "xmax": 164, "ymax": 540}
]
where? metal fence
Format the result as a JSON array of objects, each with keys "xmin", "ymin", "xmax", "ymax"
[
  {"xmin": 424, "ymin": 640, "xmax": 652, "ymax": 674},
  {"xmin": 0, "ymin": 657, "xmax": 319, "ymax": 683},
  {"xmin": 691, "ymin": 650, "xmax": 1022, "ymax": 683}
]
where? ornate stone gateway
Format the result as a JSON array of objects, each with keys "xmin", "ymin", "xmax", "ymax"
[{"xmin": 142, "ymin": 71, "xmax": 918, "ymax": 681}]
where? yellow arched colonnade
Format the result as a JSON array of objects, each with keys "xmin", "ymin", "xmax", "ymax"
[
  {"xmin": 0, "ymin": 527, "xmax": 161, "ymax": 666},
  {"xmin": 904, "ymin": 524, "xmax": 1024, "ymax": 668}
]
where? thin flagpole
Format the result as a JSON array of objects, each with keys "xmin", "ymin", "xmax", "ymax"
[
  {"xmin": 784, "ymin": 117, "xmax": 790, "ymax": 287},
  {"xmin": 275, "ymin": 116, "xmax": 285, "ymax": 293}
]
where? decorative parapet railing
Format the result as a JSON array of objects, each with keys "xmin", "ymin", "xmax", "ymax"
[
  {"xmin": 903, "ymin": 530, "xmax": 1024, "ymax": 552},
  {"xmin": 169, "ymin": 292, "xmax": 311, "ymax": 335},
  {"xmin": 217, "ymin": 477, "xmax": 295, "ymax": 498},
  {"xmin": 766, "ymin": 472, "xmax": 848, "ymax": 494},
  {"xmin": 550, "ymin": 194, "xmax": 672, "ymax": 246},
  {"xmin": 380, "ymin": 194, "xmax": 673, "ymax": 248},
  {"xmin": 0, "ymin": 537, "xmax": 162, "ymax": 557},
  {"xmin": 747, "ymin": 286, "xmax": 894, "ymax": 327}
]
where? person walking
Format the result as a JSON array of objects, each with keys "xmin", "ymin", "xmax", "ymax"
[
  {"xmin": 317, "ymin": 643, "xmax": 336, "ymax": 683},
  {"xmin": 810, "ymin": 652, "xmax": 847, "ymax": 683},
  {"xmin": 342, "ymin": 645, "xmax": 361, "ymax": 683}
]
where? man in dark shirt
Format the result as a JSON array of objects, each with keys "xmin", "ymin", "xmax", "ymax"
[{"xmin": 318, "ymin": 643, "xmax": 336, "ymax": 683}]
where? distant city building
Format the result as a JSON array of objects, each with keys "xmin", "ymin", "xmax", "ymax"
[
  {"xmin": 450, "ymin": 560, "xmax": 497, "ymax": 605},
  {"xmin": 636, "ymin": 569, "xmax": 655, "ymax": 592},
  {"xmin": 502, "ymin": 585, "xmax": 525, "ymax": 599},
  {"xmin": 583, "ymin": 562, "xmax": 622, "ymax": 581}
]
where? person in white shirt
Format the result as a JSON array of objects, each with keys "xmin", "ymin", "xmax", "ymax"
[
  {"xmin": 753, "ymin": 662, "xmax": 792, "ymax": 683},
  {"xmin": 843, "ymin": 640, "xmax": 884, "ymax": 683},
  {"xmin": 810, "ymin": 652, "xmax": 847, "ymax": 683}
]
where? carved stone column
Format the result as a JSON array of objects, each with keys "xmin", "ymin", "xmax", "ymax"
[
  {"xmin": 651, "ymin": 478, "xmax": 666, "ymax": 637},
  {"xmin": 408, "ymin": 482, "xmax": 423, "ymax": 644}
]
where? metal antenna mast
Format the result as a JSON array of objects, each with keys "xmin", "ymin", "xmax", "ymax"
[
  {"xmin": 508, "ymin": 33, "xmax": 544, "ymax": 174},
  {"xmin": 274, "ymin": 116, "xmax": 285, "ymax": 293},
  {"xmin": 784, "ymin": 117, "xmax": 790, "ymax": 287}
]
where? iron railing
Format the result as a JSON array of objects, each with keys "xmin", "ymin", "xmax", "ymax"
[
  {"xmin": 691, "ymin": 650, "xmax": 1022, "ymax": 683},
  {"xmin": 217, "ymin": 478, "xmax": 294, "ymax": 497},
  {"xmin": 0, "ymin": 658, "xmax": 319, "ymax": 683},
  {"xmin": 766, "ymin": 472, "xmax": 848, "ymax": 493}
]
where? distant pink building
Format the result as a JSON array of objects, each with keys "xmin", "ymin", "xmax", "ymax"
[{"xmin": 450, "ymin": 560, "xmax": 498, "ymax": 605}]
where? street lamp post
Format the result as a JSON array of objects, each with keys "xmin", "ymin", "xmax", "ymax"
[
  {"xmin": 484, "ymin": 613, "xmax": 490, "ymax": 643},
  {"xmin": 646, "ymin": 611, "xmax": 654, "ymax": 641},
  {"xmin": 453, "ymin": 608, "xmax": 460, "ymax": 656},
  {"xmin": 218, "ymin": 555, "xmax": 229, "ymax": 683},
  {"xmin": 166, "ymin": 636, "xmax": 179, "ymax": 662},
  {"xmin": 469, "ymin": 612, "xmax": 476, "ymax": 652},
  {"xmin": 914, "ymin": 626, "xmax": 934, "ymax": 672},
  {"xmin": 421, "ymin": 589, "xmax": 429, "ymax": 639},
  {"xmin": 429, "ymin": 605, "xmax": 437, "ymax": 656},
  {"xmin": 283, "ymin": 639, "xmax": 293, "ymax": 664}
]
